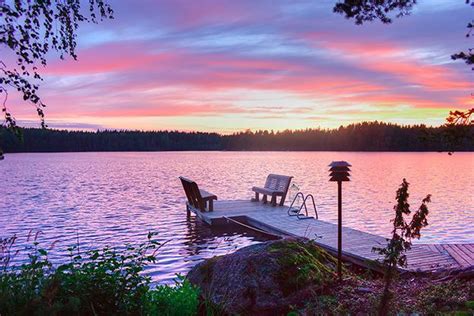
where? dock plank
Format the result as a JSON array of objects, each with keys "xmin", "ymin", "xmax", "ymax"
[
  {"xmin": 453, "ymin": 244, "xmax": 474, "ymax": 260},
  {"xmin": 443, "ymin": 245, "xmax": 472, "ymax": 267}
]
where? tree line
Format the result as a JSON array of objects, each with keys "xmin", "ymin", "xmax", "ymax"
[{"xmin": 1, "ymin": 121, "xmax": 472, "ymax": 153}]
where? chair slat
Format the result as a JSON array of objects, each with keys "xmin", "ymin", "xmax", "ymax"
[{"xmin": 252, "ymin": 174, "xmax": 293, "ymax": 206}]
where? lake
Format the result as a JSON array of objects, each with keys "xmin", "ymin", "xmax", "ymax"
[{"xmin": 1, "ymin": 151, "xmax": 473, "ymax": 284}]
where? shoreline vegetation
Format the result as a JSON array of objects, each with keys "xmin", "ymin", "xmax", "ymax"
[
  {"xmin": 1, "ymin": 234, "xmax": 472, "ymax": 315},
  {"xmin": 0, "ymin": 232, "xmax": 200, "ymax": 316},
  {"xmin": 1, "ymin": 121, "xmax": 473, "ymax": 153}
]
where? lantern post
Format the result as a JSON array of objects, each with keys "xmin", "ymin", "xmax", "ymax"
[{"xmin": 328, "ymin": 161, "xmax": 351, "ymax": 280}]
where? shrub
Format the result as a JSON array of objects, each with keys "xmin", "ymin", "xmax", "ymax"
[
  {"xmin": 373, "ymin": 179, "xmax": 431, "ymax": 315},
  {"xmin": 0, "ymin": 232, "xmax": 199, "ymax": 315}
]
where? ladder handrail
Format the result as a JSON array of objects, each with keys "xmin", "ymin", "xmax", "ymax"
[
  {"xmin": 287, "ymin": 192, "xmax": 305, "ymax": 216},
  {"xmin": 301, "ymin": 194, "xmax": 318, "ymax": 219},
  {"xmin": 287, "ymin": 191, "xmax": 318, "ymax": 219},
  {"xmin": 297, "ymin": 196, "xmax": 309, "ymax": 217}
]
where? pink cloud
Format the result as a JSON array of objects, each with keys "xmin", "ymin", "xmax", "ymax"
[
  {"xmin": 44, "ymin": 43, "xmax": 177, "ymax": 75},
  {"xmin": 304, "ymin": 33, "xmax": 471, "ymax": 92}
]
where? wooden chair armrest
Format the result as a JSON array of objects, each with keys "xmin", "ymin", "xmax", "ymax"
[
  {"xmin": 199, "ymin": 189, "xmax": 217, "ymax": 200},
  {"xmin": 252, "ymin": 187, "xmax": 284, "ymax": 196}
]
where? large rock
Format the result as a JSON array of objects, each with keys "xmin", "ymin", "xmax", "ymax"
[{"xmin": 187, "ymin": 238, "xmax": 339, "ymax": 315}]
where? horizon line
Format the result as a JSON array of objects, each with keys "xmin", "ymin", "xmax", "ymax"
[{"xmin": 9, "ymin": 119, "xmax": 453, "ymax": 135}]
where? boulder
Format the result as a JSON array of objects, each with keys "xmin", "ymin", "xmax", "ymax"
[{"xmin": 187, "ymin": 238, "xmax": 339, "ymax": 315}]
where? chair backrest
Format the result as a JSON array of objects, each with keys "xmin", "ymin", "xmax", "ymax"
[
  {"xmin": 264, "ymin": 174, "xmax": 293, "ymax": 193},
  {"xmin": 179, "ymin": 176, "xmax": 205, "ymax": 211}
]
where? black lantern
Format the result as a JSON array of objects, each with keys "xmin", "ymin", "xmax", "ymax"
[{"xmin": 328, "ymin": 161, "xmax": 351, "ymax": 279}]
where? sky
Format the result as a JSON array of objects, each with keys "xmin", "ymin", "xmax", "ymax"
[{"xmin": 7, "ymin": 0, "xmax": 474, "ymax": 133}]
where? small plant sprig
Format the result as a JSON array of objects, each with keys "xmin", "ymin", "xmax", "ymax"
[
  {"xmin": 0, "ymin": 235, "xmax": 18, "ymax": 271},
  {"xmin": 373, "ymin": 179, "xmax": 431, "ymax": 316}
]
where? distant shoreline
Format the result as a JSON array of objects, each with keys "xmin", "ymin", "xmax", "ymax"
[{"xmin": 1, "ymin": 121, "xmax": 473, "ymax": 153}]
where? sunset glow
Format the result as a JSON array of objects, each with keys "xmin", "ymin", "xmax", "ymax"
[{"xmin": 7, "ymin": 0, "xmax": 473, "ymax": 132}]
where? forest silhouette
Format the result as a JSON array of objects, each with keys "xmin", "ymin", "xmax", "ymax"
[{"xmin": 1, "ymin": 121, "xmax": 472, "ymax": 153}]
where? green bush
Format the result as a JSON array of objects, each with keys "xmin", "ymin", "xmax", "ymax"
[
  {"xmin": 144, "ymin": 275, "xmax": 199, "ymax": 316},
  {"xmin": 0, "ymin": 233, "xmax": 199, "ymax": 316}
]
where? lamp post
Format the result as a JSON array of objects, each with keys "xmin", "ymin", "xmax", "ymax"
[{"xmin": 328, "ymin": 161, "xmax": 351, "ymax": 280}]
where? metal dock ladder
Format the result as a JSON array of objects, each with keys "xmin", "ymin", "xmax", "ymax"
[{"xmin": 287, "ymin": 192, "xmax": 318, "ymax": 219}]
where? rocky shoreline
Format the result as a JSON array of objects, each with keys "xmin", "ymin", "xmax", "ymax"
[{"xmin": 187, "ymin": 238, "xmax": 474, "ymax": 315}]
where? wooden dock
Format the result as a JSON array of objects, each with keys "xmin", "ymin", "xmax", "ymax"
[{"xmin": 188, "ymin": 200, "xmax": 474, "ymax": 273}]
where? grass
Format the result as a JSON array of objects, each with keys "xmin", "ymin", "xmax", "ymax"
[
  {"xmin": 144, "ymin": 276, "xmax": 199, "ymax": 316},
  {"xmin": 269, "ymin": 239, "xmax": 340, "ymax": 294},
  {"xmin": 414, "ymin": 280, "xmax": 473, "ymax": 315}
]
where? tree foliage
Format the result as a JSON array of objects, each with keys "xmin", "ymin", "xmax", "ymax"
[
  {"xmin": 333, "ymin": 0, "xmax": 417, "ymax": 24},
  {"xmin": 1, "ymin": 121, "xmax": 473, "ymax": 153},
  {"xmin": 0, "ymin": 0, "xmax": 113, "ymax": 132},
  {"xmin": 444, "ymin": 108, "xmax": 474, "ymax": 154},
  {"xmin": 451, "ymin": 1, "xmax": 474, "ymax": 69}
]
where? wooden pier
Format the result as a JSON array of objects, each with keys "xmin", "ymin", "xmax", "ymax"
[{"xmin": 188, "ymin": 200, "xmax": 474, "ymax": 273}]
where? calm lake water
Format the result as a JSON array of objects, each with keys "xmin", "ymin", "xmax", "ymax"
[{"xmin": 1, "ymin": 152, "xmax": 473, "ymax": 283}]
